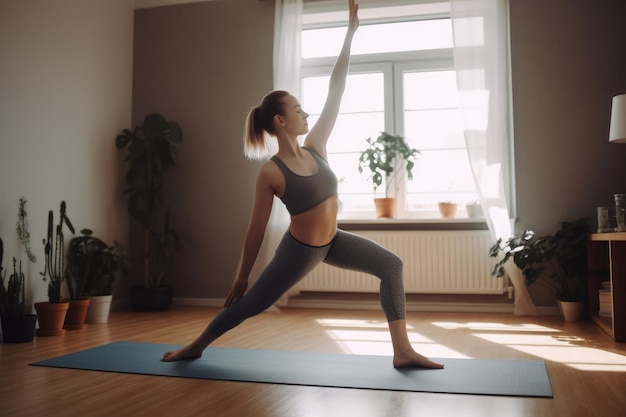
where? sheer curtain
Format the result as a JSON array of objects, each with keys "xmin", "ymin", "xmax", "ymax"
[
  {"xmin": 248, "ymin": 0, "xmax": 303, "ymax": 310},
  {"xmin": 451, "ymin": 0, "xmax": 538, "ymax": 315}
]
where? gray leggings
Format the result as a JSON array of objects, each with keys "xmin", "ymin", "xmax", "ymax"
[{"xmin": 207, "ymin": 229, "xmax": 406, "ymax": 337}]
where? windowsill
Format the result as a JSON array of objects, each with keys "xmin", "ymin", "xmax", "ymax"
[{"xmin": 338, "ymin": 218, "xmax": 488, "ymax": 231}]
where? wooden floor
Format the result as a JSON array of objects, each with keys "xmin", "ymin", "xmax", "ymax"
[{"xmin": 2, "ymin": 306, "xmax": 626, "ymax": 417}]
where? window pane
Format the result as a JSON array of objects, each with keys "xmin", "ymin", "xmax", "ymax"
[
  {"xmin": 302, "ymin": 73, "xmax": 384, "ymax": 114},
  {"xmin": 404, "ymin": 109, "xmax": 465, "ymax": 150},
  {"xmin": 303, "ymin": 19, "xmax": 452, "ymax": 59},
  {"xmin": 404, "ymin": 70, "xmax": 459, "ymax": 110}
]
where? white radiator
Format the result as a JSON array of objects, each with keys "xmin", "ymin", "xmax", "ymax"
[{"xmin": 299, "ymin": 230, "xmax": 503, "ymax": 294}]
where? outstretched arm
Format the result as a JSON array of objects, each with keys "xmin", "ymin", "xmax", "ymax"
[
  {"xmin": 304, "ymin": 0, "xmax": 359, "ymax": 158},
  {"xmin": 224, "ymin": 164, "xmax": 275, "ymax": 307}
]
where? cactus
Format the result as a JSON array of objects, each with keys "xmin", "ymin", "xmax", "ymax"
[
  {"xmin": 1, "ymin": 254, "xmax": 26, "ymax": 318},
  {"xmin": 16, "ymin": 197, "xmax": 37, "ymax": 263},
  {"xmin": 40, "ymin": 201, "xmax": 75, "ymax": 303}
]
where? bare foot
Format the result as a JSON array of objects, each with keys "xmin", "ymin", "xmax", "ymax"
[
  {"xmin": 393, "ymin": 351, "xmax": 444, "ymax": 369},
  {"xmin": 162, "ymin": 345, "xmax": 204, "ymax": 362}
]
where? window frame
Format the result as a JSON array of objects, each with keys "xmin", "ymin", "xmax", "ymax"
[{"xmin": 300, "ymin": 14, "xmax": 481, "ymax": 221}]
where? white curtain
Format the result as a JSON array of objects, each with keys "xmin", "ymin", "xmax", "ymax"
[
  {"xmin": 451, "ymin": 0, "xmax": 538, "ymax": 315},
  {"xmin": 248, "ymin": 0, "xmax": 303, "ymax": 310}
]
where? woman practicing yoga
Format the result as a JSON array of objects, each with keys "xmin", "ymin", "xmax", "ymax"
[{"xmin": 163, "ymin": 0, "xmax": 443, "ymax": 369}]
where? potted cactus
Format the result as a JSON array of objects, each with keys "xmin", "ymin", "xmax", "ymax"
[
  {"xmin": 35, "ymin": 201, "xmax": 75, "ymax": 336},
  {"xmin": 1, "ymin": 197, "xmax": 38, "ymax": 343},
  {"xmin": 116, "ymin": 113, "xmax": 184, "ymax": 311},
  {"xmin": 0, "ymin": 244, "xmax": 37, "ymax": 343}
]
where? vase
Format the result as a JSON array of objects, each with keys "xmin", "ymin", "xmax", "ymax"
[{"xmin": 34, "ymin": 301, "xmax": 69, "ymax": 336}]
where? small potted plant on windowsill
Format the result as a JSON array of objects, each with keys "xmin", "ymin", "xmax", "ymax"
[
  {"xmin": 489, "ymin": 217, "xmax": 591, "ymax": 321},
  {"xmin": 67, "ymin": 229, "xmax": 128, "ymax": 324},
  {"xmin": 358, "ymin": 132, "xmax": 420, "ymax": 218}
]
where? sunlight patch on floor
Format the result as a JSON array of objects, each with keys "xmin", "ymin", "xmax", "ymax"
[
  {"xmin": 432, "ymin": 321, "xmax": 560, "ymax": 333},
  {"xmin": 474, "ymin": 332, "xmax": 626, "ymax": 372},
  {"xmin": 318, "ymin": 318, "xmax": 468, "ymax": 358}
]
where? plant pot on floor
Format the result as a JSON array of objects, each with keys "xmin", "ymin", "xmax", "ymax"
[
  {"xmin": 1, "ymin": 314, "xmax": 37, "ymax": 343},
  {"xmin": 34, "ymin": 301, "xmax": 69, "ymax": 336},
  {"xmin": 558, "ymin": 300, "xmax": 584, "ymax": 322},
  {"xmin": 130, "ymin": 285, "xmax": 173, "ymax": 312},
  {"xmin": 374, "ymin": 198, "xmax": 397, "ymax": 218},
  {"xmin": 64, "ymin": 299, "xmax": 91, "ymax": 330},
  {"xmin": 86, "ymin": 295, "xmax": 113, "ymax": 324}
]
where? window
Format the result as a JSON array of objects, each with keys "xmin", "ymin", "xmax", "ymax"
[{"xmin": 300, "ymin": 1, "xmax": 480, "ymax": 220}]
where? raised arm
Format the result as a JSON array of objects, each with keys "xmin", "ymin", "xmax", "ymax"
[{"xmin": 304, "ymin": 0, "xmax": 359, "ymax": 157}]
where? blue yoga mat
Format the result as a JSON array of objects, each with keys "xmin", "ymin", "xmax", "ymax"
[{"xmin": 30, "ymin": 341, "xmax": 552, "ymax": 397}]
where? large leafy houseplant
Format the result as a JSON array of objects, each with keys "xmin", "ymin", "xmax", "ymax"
[
  {"xmin": 116, "ymin": 114, "xmax": 184, "ymax": 311},
  {"xmin": 489, "ymin": 217, "xmax": 591, "ymax": 302},
  {"xmin": 358, "ymin": 132, "xmax": 420, "ymax": 198}
]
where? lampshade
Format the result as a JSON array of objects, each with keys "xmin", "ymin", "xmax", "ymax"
[{"xmin": 609, "ymin": 94, "xmax": 626, "ymax": 143}]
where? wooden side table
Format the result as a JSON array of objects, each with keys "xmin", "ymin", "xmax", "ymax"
[{"xmin": 587, "ymin": 232, "xmax": 626, "ymax": 342}]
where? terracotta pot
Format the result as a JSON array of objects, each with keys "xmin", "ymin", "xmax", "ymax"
[
  {"xmin": 374, "ymin": 198, "xmax": 397, "ymax": 218},
  {"xmin": 86, "ymin": 295, "xmax": 113, "ymax": 324},
  {"xmin": 438, "ymin": 202, "xmax": 458, "ymax": 218},
  {"xmin": 1, "ymin": 314, "xmax": 37, "ymax": 343},
  {"xmin": 34, "ymin": 301, "xmax": 69, "ymax": 336},
  {"xmin": 64, "ymin": 299, "xmax": 91, "ymax": 330}
]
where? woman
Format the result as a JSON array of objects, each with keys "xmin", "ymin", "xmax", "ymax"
[{"xmin": 163, "ymin": 0, "xmax": 443, "ymax": 369}]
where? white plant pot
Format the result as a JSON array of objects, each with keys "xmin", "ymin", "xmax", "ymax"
[{"xmin": 85, "ymin": 295, "xmax": 113, "ymax": 324}]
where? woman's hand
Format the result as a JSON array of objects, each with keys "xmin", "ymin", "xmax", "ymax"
[
  {"xmin": 224, "ymin": 277, "xmax": 248, "ymax": 308},
  {"xmin": 348, "ymin": 0, "xmax": 359, "ymax": 34}
]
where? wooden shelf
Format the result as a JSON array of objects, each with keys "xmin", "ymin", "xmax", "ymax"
[
  {"xmin": 587, "ymin": 234, "xmax": 626, "ymax": 342},
  {"xmin": 589, "ymin": 232, "xmax": 626, "ymax": 241}
]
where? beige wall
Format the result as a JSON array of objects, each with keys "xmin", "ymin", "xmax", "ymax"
[
  {"xmin": 0, "ymin": 0, "xmax": 133, "ymax": 307},
  {"xmin": 510, "ymin": 0, "xmax": 626, "ymax": 235},
  {"xmin": 132, "ymin": 0, "xmax": 275, "ymax": 299}
]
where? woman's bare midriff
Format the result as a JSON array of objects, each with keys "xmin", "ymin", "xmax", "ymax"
[{"xmin": 288, "ymin": 195, "xmax": 338, "ymax": 246}]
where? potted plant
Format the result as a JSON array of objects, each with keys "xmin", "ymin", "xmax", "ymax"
[
  {"xmin": 358, "ymin": 132, "xmax": 420, "ymax": 218},
  {"xmin": 1, "ymin": 244, "xmax": 37, "ymax": 343},
  {"xmin": 116, "ymin": 113, "xmax": 184, "ymax": 311},
  {"xmin": 67, "ymin": 229, "xmax": 128, "ymax": 323},
  {"xmin": 36, "ymin": 201, "xmax": 75, "ymax": 336},
  {"xmin": 489, "ymin": 217, "xmax": 591, "ymax": 321},
  {"xmin": 1, "ymin": 197, "xmax": 39, "ymax": 343},
  {"xmin": 438, "ymin": 201, "xmax": 458, "ymax": 218}
]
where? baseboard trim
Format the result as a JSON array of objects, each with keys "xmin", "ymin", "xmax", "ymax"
[
  {"xmin": 173, "ymin": 296, "xmax": 520, "ymax": 314},
  {"xmin": 173, "ymin": 296, "xmax": 563, "ymax": 316}
]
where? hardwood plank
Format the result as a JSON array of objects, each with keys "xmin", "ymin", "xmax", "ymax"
[{"xmin": 2, "ymin": 307, "xmax": 625, "ymax": 417}]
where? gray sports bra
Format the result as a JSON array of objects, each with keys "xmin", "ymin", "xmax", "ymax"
[{"xmin": 271, "ymin": 147, "xmax": 338, "ymax": 216}]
